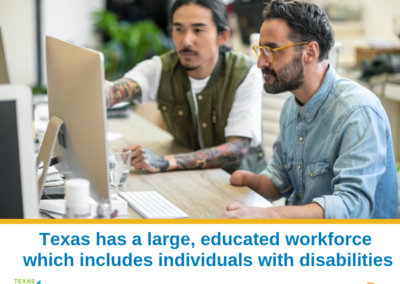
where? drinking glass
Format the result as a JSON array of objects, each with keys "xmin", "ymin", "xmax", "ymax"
[{"xmin": 108, "ymin": 147, "xmax": 132, "ymax": 187}]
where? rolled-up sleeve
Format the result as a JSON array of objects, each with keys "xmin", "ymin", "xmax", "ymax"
[
  {"xmin": 224, "ymin": 65, "xmax": 263, "ymax": 147},
  {"xmin": 313, "ymin": 107, "xmax": 388, "ymax": 219},
  {"xmin": 123, "ymin": 56, "xmax": 162, "ymax": 104},
  {"xmin": 261, "ymin": 131, "xmax": 294, "ymax": 197}
]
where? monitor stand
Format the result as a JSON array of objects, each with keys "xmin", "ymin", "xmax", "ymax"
[
  {"xmin": 36, "ymin": 115, "xmax": 64, "ymax": 199},
  {"xmin": 36, "ymin": 115, "xmax": 110, "ymax": 218}
]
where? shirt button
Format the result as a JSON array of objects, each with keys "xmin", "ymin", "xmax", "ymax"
[
  {"xmin": 299, "ymin": 137, "xmax": 303, "ymax": 141},
  {"xmin": 285, "ymin": 165, "xmax": 288, "ymax": 169},
  {"xmin": 298, "ymin": 165, "xmax": 301, "ymax": 170},
  {"xmin": 258, "ymin": 152, "xmax": 263, "ymax": 158},
  {"xmin": 198, "ymin": 95, "xmax": 203, "ymax": 101},
  {"xmin": 162, "ymin": 106, "xmax": 167, "ymax": 111},
  {"xmin": 178, "ymin": 110, "xmax": 184, "ymax": 116},
  {"xmin": 310, "ymin": 173, "xmax": 314, "ymax": 177},
  {"xmin": 301, "ymin": 193, "xmax": 304, "ymax": 198},
  {"xmin": 202, "ymin": 122, "xmax": 207, "ymax": 128}
]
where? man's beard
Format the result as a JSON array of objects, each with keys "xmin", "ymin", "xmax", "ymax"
[
  {"xmin": 182, "ymin": 65, "xmax": 200, "ymax": 72},
  {"xmin": 179, "ymin": 48, "xmax": 200, "ymax": 72},
  {"xmin": 262, "ymin": 52, "xmax": 305, "ymax": 94}
]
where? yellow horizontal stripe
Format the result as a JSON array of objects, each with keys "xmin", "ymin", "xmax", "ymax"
[{"xmin": 0, "ymin": 219, "xmax": 400, "ymax": 225}]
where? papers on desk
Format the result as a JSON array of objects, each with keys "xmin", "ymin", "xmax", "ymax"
[
  {"xmin": 107, "ymin": 132, "xmax": 123, "ymax": 141},
  {"xmin": 39, "ymin": 199, "xmax": 66, "ymax": 219},
  {"xmin": 39, "ymin": 194, "xmax": 128, "ymax": 219},
  {"xmin": 110, "ymin": 102, "xmax": 130, "ymax": 109}
]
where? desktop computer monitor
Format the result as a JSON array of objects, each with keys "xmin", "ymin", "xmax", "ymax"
[
  {"xmin": 40, "ymin": 36, "xmax": 111, "ymax": 214},
  {"xmin": 0, "ymin": 85, "xmax": 39, "ymax": 218},
  {"xmin": 0, "ymin": 24, "xmax": 10, "ymax": 84}
]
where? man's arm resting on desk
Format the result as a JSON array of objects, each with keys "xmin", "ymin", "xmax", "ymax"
[
  {"xmin": 223, "ymin": 170, "xmax": 325, "ymax": 219},
  {"xmin": 105, "ymin": 79, "xmax": 141, "ymax": 109},
  {"xmin": 220, "ymin": 202, "xmax": 325, "ymax": 219},
  {"xmin": 127, "ymin": 137, "xmax": 251, "ymax": 173}
]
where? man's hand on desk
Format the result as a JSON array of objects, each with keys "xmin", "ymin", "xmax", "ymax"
[
  {"xmin": 220, "ymin": 202, "xmax": 325, "ymax": 219},
  {"xmin": 226, "ymin": 170, "xmax": 326, "ymax": 219},
  {"xmin": 127, "ymin": 145, "xmax": 169, "ymax": 173},
  {"xmin": 222, "ymin": 170, "xmax": 281, "ymax": 219},
  {"xmin": 219, "ymin": 202, "xmax": 277, "ymax": 219}
]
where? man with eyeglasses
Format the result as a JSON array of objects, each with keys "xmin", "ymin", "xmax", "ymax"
[
  {"xmin": 221, "ymin": 0, "xmax": 398, "ymax": 219},
  {"xmin": 104, "ymin": 0, "xmax": 267, "ymax": 174}
]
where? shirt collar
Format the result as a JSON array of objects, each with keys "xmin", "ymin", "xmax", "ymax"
[{"xmin": 297, "ymin": 65, "xmax": 338, "ymax": 122}]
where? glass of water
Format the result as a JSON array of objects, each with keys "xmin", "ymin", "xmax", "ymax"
[{"xmin": 108, "ymin": 147, "xmax": 132, "ymax": 188}]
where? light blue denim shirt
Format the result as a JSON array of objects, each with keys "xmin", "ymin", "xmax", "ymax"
[{"xmin": 262, "ymin": 66, "xmax": 398, "ymax": 219}]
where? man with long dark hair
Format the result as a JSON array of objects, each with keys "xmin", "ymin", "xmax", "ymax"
[
  {"xmin": 222, "ymin": 0, "xmax": 398, "ymax": 219},
  {"xmin": 106, "ymin": 0, "xmax": 266, "ymax": 174}
]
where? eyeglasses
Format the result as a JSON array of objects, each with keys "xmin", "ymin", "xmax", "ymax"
[{"xmin": 252, "ymin": 42, "xmax": 309, "ymax": 63}]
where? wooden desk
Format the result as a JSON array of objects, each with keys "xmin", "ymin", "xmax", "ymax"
[{"xmin": 107, "ymin": 111, "xmax": 272, "ymax": 219}]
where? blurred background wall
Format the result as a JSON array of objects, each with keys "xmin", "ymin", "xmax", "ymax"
[
  {"xmin": 0, "ymin": 0, "xmax": 37, "ymax": 85},
  {"xmin": 0, "ymin": 0, "xmax": 105, "ymax": 87},
  {"xmin": 1, "ymin": 0, "xmax": 400, "ymax": 87}
]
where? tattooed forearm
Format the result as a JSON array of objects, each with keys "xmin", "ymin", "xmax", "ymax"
[
  {"xmin": 112, "ymin": 80, "xmax": 141, "ymax": 102},
  {"xmin": 172, "ymin": 137, "xmax": 251, "ymax": 171},
  {"xmin": 105, "ymin": 79, "xmax": 142, "ymax": 109}
]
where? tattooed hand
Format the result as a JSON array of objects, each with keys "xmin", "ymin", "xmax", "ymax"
[{"xmin": 126, "ymin": 145, "xmax": 169, "ymax": 173}]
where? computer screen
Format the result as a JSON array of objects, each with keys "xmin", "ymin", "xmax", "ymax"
[
  {"xmin": 0, "ymin": 24, "xmax": 10, "ymax": 84},
  {"xmin": 0, "ymin": 85, "xmax": 39, "ymax": 218},
  {"xmin": 41, "ymin": 36, "xmax": 111, "ymax": 214}
]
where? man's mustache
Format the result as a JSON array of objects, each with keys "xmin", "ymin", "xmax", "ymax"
[
  {"xmin": 179, "ymin": 49, "xmax": 199, "ymax": 55},
  {"xmin": 262, "ymin": 67, "xmax": 277, "ymax": 77}
]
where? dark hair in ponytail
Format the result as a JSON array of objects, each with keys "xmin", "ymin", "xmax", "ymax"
[{"xmin": 169, "ymin": 0, "xmax": 231, "ymax": 53}]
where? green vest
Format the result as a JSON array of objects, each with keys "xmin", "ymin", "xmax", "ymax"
[{"xmin": 157, "ymin": 50, "xmax": 267, "ymax": 173}]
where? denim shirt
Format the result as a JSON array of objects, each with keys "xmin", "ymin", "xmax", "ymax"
[{"xmin": 262, "ymin": 66, "xmax": 398, "ymax": 219}]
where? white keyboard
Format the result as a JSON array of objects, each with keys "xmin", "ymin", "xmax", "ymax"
[{"xmin": 118, "ymin": 191, "xmax": 189, "ymax": 219}]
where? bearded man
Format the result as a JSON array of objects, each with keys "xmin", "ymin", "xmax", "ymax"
[{"xmin": 221, "ymin": 0, "xmax": 398, "ymax": 219}]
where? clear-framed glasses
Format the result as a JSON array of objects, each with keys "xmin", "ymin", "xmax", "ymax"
[{"xmin": 252, "ymin": 42, "xmax": 309, "ymax": 63}]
